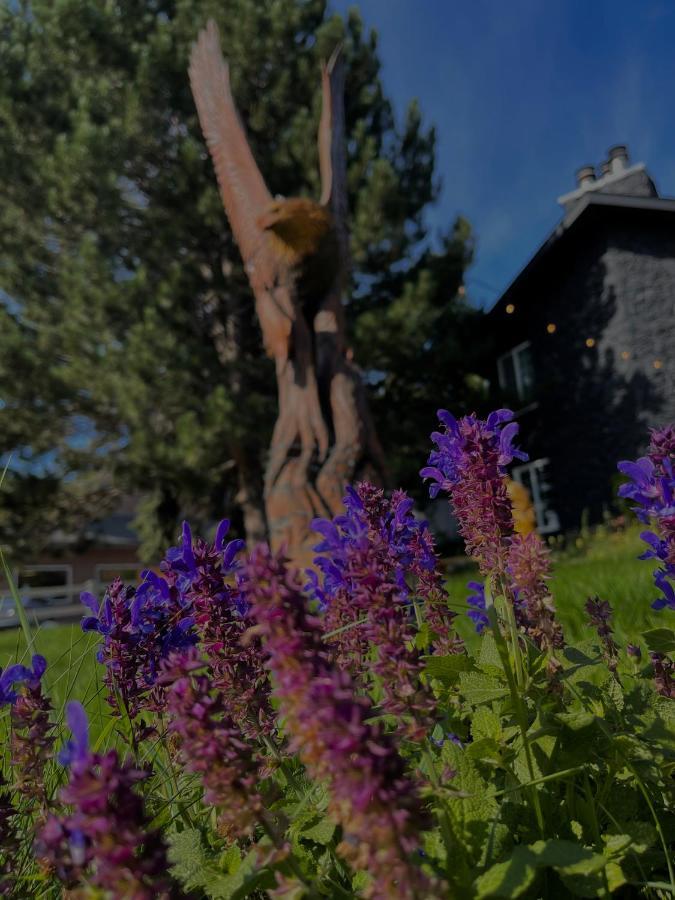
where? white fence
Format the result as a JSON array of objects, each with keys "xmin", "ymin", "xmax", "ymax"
[{"xmin": 0, "ymin": 580, "xmax": 101, "ymax": 630}]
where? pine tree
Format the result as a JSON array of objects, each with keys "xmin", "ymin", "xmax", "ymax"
[{"xmin": 0, "ymin": 0, "xmax": 477, "ymax": 561}]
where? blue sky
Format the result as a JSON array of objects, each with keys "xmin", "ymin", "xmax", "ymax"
[{"xmin": 330, "ymin": 0, "xmax": 675, "ymax": 308}]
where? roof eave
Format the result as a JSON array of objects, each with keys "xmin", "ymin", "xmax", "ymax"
[{"xmin": 487, "ymin": 193, "xmax": 675, "ymax": 316}]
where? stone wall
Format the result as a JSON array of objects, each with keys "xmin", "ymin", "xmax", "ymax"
[{"xmin": 489, "ymin": 208, "xmax": 675, "ymax": 531}]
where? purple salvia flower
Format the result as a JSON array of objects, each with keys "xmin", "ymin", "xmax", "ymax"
[
  {"xmin": 310, "ymin": 484, "xmax": 441, "ymax": 737},
  {"xmin": 0, "ymin": 655, "xmax": 54, "ymax": 808},
  {"xmin": 619, "ymin": 424, "xmax": 675, "ymax": 612},
  {"xmin": 161, "ymin": 520, "xmax": 272, "ymax": 740},
  {"xmin": 244, "ymin": 545, "xmax": 433, "ymax": 900},
  {"xmin": 161, "ymin": 650, "xmax": 265, "ymax": 841},
  {"xmin": 650, "ymin": 652, "xmax": 675, "ymax": 699},
  {"xmin": 466, "ymin": 581, "xmax": 489, "ymax": 634},
  {"xmin": 507, "ymin": 533, "xmax": 564, "ymax": 651},
  {"xmin": 585, "ymin": 597, "xmax": 619, "ymax": 674},
  {"xmin": 422, "ymin": 409, "xmax": 526, "ymax": 578},
  {"xmin": 36, "ymin": 702, "xmax": 181, "ymax": 898},
  {"xmin": 82, "ymin": 568, "xmax": 197, "ymax": 717}
]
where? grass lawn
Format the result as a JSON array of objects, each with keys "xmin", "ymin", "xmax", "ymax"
[
  {"xmin": 0, "ymin": 525, "xmax": 661, "ymax": 728},
  {"xmin": 445, "ymin": 524, "xmax": 659, "ymax": 645},
  {"xmin": 0, "ymin": 625, "xmax": 109, "ymax": 740}
]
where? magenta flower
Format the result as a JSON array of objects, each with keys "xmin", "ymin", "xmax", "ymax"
[
  {"xmin": 81, "ymin": 574, "xmax": 196, "ymax": 718},
  {"xmin": 585, "ymin": 597, "xmax": 619, "ymax": 673},
  {"xmin": 0, "ymin": 655, "xmax": 54, "ymax": 807},
  {"xmin": 422, "ymin": 409, "xmax": 526, "ymax": 577},
  {"xmin": 244, "ymin": 545, "xmax": 432, "ymax": 899},
  {"xmin": 650, "ymin": 652, "xmax": 675, "ymax": 699},
  {"xmin": 37, "ymin": 702, "xmax": 180, "ymax": 898},
  {"xmin": 507, "ymin": 533, "xmax": 564, "ymax": 651},
  {"xmin": 161, "ymin": 520, "xmax": 272, "ymax": 740},
  {"xmin": 310, "ymin": 484, "xmax": 443, "ymax": 735},
  {"xmin": 161, "ymin": 650, "xmax": 265, "ymax": 841},
  {"xmin": 466, "ymin": 581, "xmax": 489, "ymax": 634},
  {"xmin": 619, "ymin": 424, "xmax": 675, "ymax": 611}
]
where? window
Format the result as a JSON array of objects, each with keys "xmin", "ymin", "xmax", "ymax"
[
  {"xmin": 512, "ymin": 458, "xmax": 560, "ymax": 534},
  {"xmin": 17, "ymin": 565, "xmax": 73, "ymax": 605},
  {"xmin": 497, "ymin": 341, "xmax": 535, "ymax": 403}
]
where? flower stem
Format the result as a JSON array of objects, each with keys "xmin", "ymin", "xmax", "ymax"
[{"xmin": 488, "ymin": 607, "xmax": 545, "ymax": 837}]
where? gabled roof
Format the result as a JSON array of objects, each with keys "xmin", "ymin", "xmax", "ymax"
[{"xmin": 488, "ymin": 192, "xmax": 675, "ymax": 317}]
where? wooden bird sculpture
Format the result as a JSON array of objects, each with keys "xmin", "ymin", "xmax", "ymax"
[{"xmin": 189, "ymin": 20, "xmax": 384, "ymax": 560}]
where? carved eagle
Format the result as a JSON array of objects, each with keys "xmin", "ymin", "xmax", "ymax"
[{"xmin": 188, "ymin": 21, "xmax": 348, "ymax": 365}]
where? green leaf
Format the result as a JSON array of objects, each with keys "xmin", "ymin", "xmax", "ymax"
[
  {"xmin": 466, "ymin": 737, "xmax": 502, "ymax": 763},
  {"xmin": 168, "ymin": 829, "xmax": 208, "ymax": 891},
  {"xmin": 442, "ymin": 743, "xmax": 499, "ymax": 862},
  {"xmin": 167, "ymin": 830, "xmax": 263, "ymax": 900},
  {"xmin": 474, "ymin": 846, "xmax": 538, "ymax": 898},
  {"xmin": 471, "ymin": 707, "xmax": 503, "ymax": 742},
  {"xmin": 602, "ymin": 676, "xmax": 625, "ymax": 712},
  {"xmin": 475, "ymin": 840, "xmax": 609, "ymax": 899},
  {"xmin": 477, "ymin": 633, "xmax": 503, "ymax": 672},
  {"xmin": 642, "ymin": 627, "xmax": 675, "ymax": 654},
  {"xmin": 531, "ymin": 840, "xmax": 605, "ymax": 873},
  {"xmin": 555, "ymin": 711, "xmax": 597, "ymax": 731},
  {"xmin": 424, "ymin": 653, "xmax": 474, "ymax": 684},
  {"xmin": 563, "ymin": 645, "xmax": 600, "ymax": 666},
  {"xmin": 459, "ymin": 671, "xmax": 509, "ymax": 706},
  {"xmin": 299, "ymin": 816, "xmax": 336, "ymax": 846}
]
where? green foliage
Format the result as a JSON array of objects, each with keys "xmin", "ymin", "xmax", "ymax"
[
  {"xmin": 0, "ymin": 0, "xmax": 475, "ymax": 559},
  {"xmin": 447, "ymin": 525, "xmax": 663, "ymax": 646},
  {"xmin": 1, "ymin": 561, "xmax": 674, "ymax": 896}
]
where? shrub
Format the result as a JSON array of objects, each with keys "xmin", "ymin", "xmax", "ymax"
[{"xmin": 0, "ymin": 410, "xmax": 673, "ymax": 898}]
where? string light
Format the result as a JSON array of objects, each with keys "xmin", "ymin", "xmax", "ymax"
[
  {"xmin": 505, "ymin": 303, "xmax": 515, "ymax": 314},
  {"xmin": 621, "ymin": 351, "xmax": 630, "ymax": 360},
  {"xmin": 546, "ymin": 323, "xmax": 556, "ymax": 334},
  {"xmin": 585, "ymin": 338, "xmax": 596, "ymax": 348},
  {"xmin": 653, "ymin": 359, "xmax": 663, "ymax": 370}
]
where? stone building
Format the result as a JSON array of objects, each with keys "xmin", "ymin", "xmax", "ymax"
[{"xmin": 487, "ymin": 145, "xmax": 675, "ymax": 532}]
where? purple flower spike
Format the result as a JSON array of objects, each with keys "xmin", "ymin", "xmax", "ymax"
[
  {"xmin": 58, "ymin": 701, "xmax": 89, "ymax": 769},
  {"xmin": 309, "ymin": 483, "xmax": 459, "ymax": 735},
  {"xmin": 423, "ymin": 409, "xmax": 525, "ymax": 577},
  {"xmin": 4, "ymin": 654, "xmax": 54, "ymax": 806},
  {"xmin": 507, "ymin": 533, "xmax": 564, "ymax": 651},
  {"xmin": 38, "ymin": 726, "xmax": 177, "ymax": 897},
  {"xmin": 466, "ymin": 581, "xmax": 489, "ymax": 634},
  {"xmin": 619, "ymin": 423, "xmax": 675, "ymax": 614},
  {"xmin": 245, "ymin": 545, "xmax": 432, "ymax": 898},
  {"xmin": 0, "ymin": 655, "xmax": 47, "ymax": 706},
  {"xmin": 0, "ymin": 664, "xmax": 33, "ymax": 706}
]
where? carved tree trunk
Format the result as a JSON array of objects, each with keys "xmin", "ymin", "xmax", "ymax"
[{"xmin": 188, "ymin": 24, "xmax": 385, "ymax": 563}]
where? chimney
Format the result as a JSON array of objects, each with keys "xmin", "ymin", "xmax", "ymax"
[
  {"xmin": 558, "ymin": 143, "xmax": 657, "ymax": 211},
  {"xmin": 608, "ymin": 144, "xmax": 629, "ymax": 175},
  {"xmin": 575, "ymin": 165, "xmax": 595, "ymax": 189}
]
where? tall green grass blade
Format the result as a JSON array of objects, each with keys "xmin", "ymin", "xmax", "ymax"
[{"xmin": 0, "ymin": 547, "xmax": 35, "ymax": 655}]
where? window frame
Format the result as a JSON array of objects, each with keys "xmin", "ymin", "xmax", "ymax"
[
  {"xmin": 15, "ymin": 564, "xmax": 74, "ymax": 605},
  {"xmin": 18, "ymin": 564, "xmax": 73, "ymax": 587},
  {"xmin": 497, "ymin": 340, "xmax": 534, "ymax": 403},
  {"xmin": 511, "ymin": 457, "xmax": 560, "ymax": 534}
]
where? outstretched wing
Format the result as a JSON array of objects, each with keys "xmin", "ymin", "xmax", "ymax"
[
  {"xmin": 189, "ymin": 20, "xmax": 272, "ymax": 266},
  {"xmin": 318, "ymin": 46, "xmax": 349, "ymax": 263}
]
